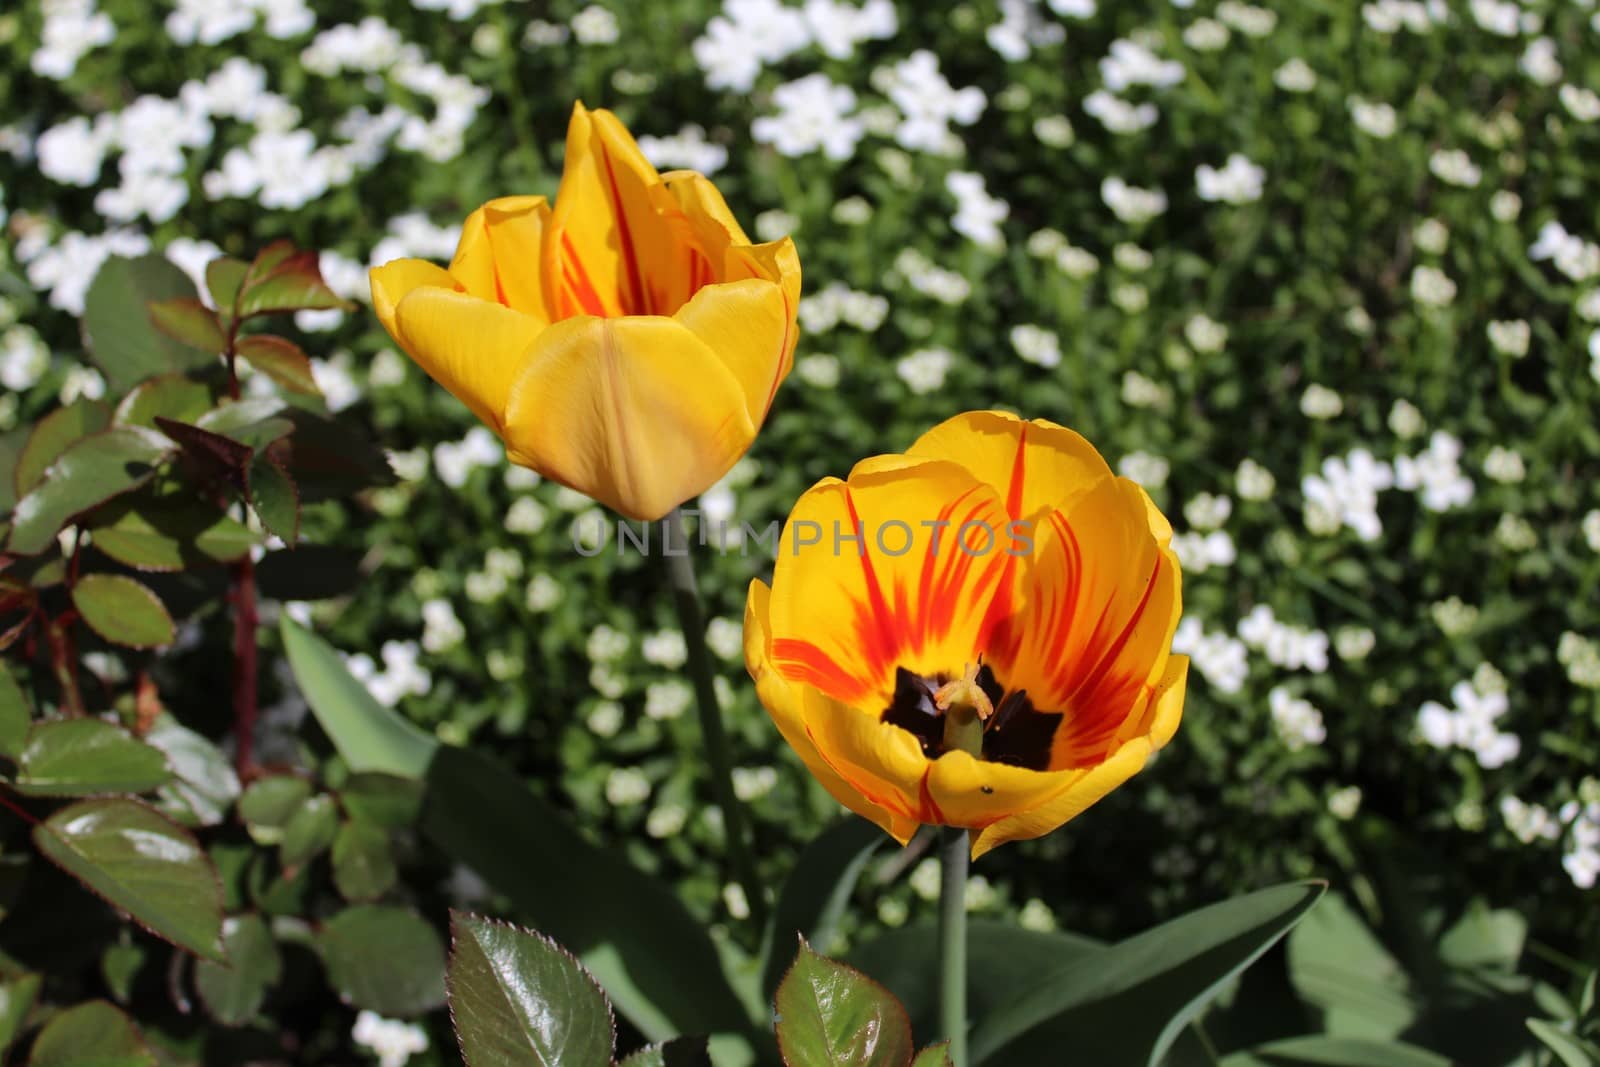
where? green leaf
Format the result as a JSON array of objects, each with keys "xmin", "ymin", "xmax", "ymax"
[
  {"xmin": 448, "ymin": 912, "xmax": 615, "ymax": 1067},
  {"xmin": 285, "ymin": 620, "xmax": 751, "ymax": 1043},
  {"xmin": 71, "ymin": 573, "xmax": 176, "ymax": 649},
  {"xmin": 0, "ymin": 425, "xmax": 28, "ymax": 515},
  {"xmin": 273, "ymin": 408, "xmax": 395, "ymax": 502},
  {"xmin": 423, "ymin": 745, "xmax": 754, "ymax": 1045},
  {"xmin": 0, "ymin": 973, "xmax": 41, "ymax": 1055},
  {"xmin": 6, "ymin": 428, "xmax": 170, "ymax": 556},
  {"xmin": 194, "ymin": 914, "xmax": 282, "ymax": 1027},
  {"xmin": 113, "ymin": 376, "xmax": 214, "ymax": 431},
  {"xmin": 338, "ymin": 773, "xmax": 425, "ymax": 829},
  {"xmin": 206, "ymin": 257, "xmax": 250, "ymax": 313},
  {"xmin": 15, "ymin": 400, "xmax": 111, "ymax": 498},
  {"xmin": 33, "ymin": 799, "xmax": 225, "ymax": 960},
  {"xmin": 196, "ymin": 400, "xmax": 294, "ymax": 452},
  {"xmin": 101, "ymin": 940, "xmax": 145, "ymax": 1003},
  {"xmin": 911, "ymin": 1043, "xmax": 954, "ymax": 1067},
  {"xmin": 148, "ymin": 298, "xmax": 226, "ymax": 354},
  {"xmin": 238, "ymin": 249, "xmax": 352, "ymax": 318},
  {"xmin": 90, "ymin": 498, "xmax": 256, "ymax": 571},
  {"xmin": 279, "ymin": 618, "xmax": 436, "ymax": 778},
  {"xmin": 155, "ymin": 416, "xmax": 253, "ymax": 475},
  {"xmin": 1437, "ymin": 900, "xmax": 1525, "ymax": 973},
  {"xmin": 280, "ymin": 795, "xmax": 339, "ymax": 869},
  {"xmin": 319, "ymin": 905, "xmax": 446, "ymax": 1017},
  {"xmin": 969, "ymin": 882, "xmax": 1326, "ymax": 1066},
  {"xmin": 237, "ymin": 776, "xmax": 313, "ymax": 845},
  {"xmin": 0, "ymin": 661, "xmax": 31, "ymax": 759},
  {"xmin": 248, "ymin": 454, "xmax": 299, "ymax": 543},
  {"xmin": 236, "ymin": 335, "xmax": 321, "ymax": 396},
  {"xmin": 14, "ymin": 719, "xmax": 172, "ymax": 797},
  {"xmin": 83, "ymin": 254, "xmax": 215, "ymax": 393},
  {"xmin": 617, "ymin": 1039, "xmax": 714, "ymax": 1066},
  {"xmin": 1528, "ymin": 1019, "xmax": 1600, "ymax": 1067},
  {"xmin": 775, "ymin": 938, "xmax": 914, "ymax": 1067},
  {"xmin": 331, "ymin": 819, "xmax": 397, "ymax": 902},
  {"xmin": 847, "ymin": 921, "xmax": 1101, "ymax": 1039},
  {"xmin": 762, "ymin": 816, "xmax": 884, "ymax": 1000},
  {"xmin": 1219, "ymin": 1036, "xmax": 1455, "ymax": 1067},
  {"xmin": 145, "ymin": 714, "xmax": 240, "ymax": 828},
  {"xmin": 28, "ymin": 1000, "xmax": 157, "ymax": 1067},
  {"xmin": 1286, "ymin": 892, "xmax": 1416, "ymax": 1039}
]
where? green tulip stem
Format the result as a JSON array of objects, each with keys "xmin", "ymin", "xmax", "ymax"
[
  {"xmin": 663, "ymin": 507, "xmax": 767, "ymax": 932},
  {"xmin": 940, "ymin": 825, "xmax": 970, "ymax": 1066}
]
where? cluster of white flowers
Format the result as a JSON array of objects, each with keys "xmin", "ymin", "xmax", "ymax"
[
  {"xmin": 1417, "ymin": 676, "xmax": 1520, "ymax": 769},
  {"xmin": 1410, "ymin": 265, "xmax": 1457, "ymax": 307},
  {"xmin": 32, "ymin": 0, "xmax": 117, "ymax": 79},
  {"xmin": 1269, "ymin": 687, "xmax": 1327, "ymax": 751},
  {"xmin": 347, "ymin": 641, "xmax": 432, "ymax": 707},
  {"xmin": 896, "ymin": 347, "xmax": 955, "ymax": 394},
  {"xmin": 1273, "ymin": 58, "xmax": 1317, "ymax": 92},
  {"xmin": 1302, "ymin": 449, "xmax": 1393, "ymax": 542},
  {"xmin": 636, "ymin": 124, "xmax": 728, "ymax": 176},
  {"xmin": 754, "ymin": 74, "xmax": 863, "ymax": 160},
  {"xmin": 1349, "ymin": 96, "xmax": 1399, "ymax": 138},
  {"xmin": 465, "ymin": 547, "xmax": 523, "ymax": 604},
  {"xmin": 947, "ymin": 171, "xmax": 1010, "ymax": 249},
  {"xmin": 1172, "ymin": 617, "xmax": 1249, "ymax": 694},
  {"xmin": 732, "ymin": 765, "xmax": 779, "ymax": 801},
  {"xmin": 420, "ymin": 598, "xmax": 465, "ymax": 653},
  {"xmin": 1101, "ymin": 38, "xmax": 1184, "ymax": 92},
  {"xmin": 431, "ymin": 427, "xmax": 502, "ymax": 489},
  {"xmin": 1172, "ymin": 530, "xmax": 1236, "ymax": 573},
  {"xmin": 1084, "ymin": 90, "xmax": 1158, "ymax": 134},
  {"xmin": 166, "ymin": 0, "xmax": 314, "ymax": 46},
  {"xmin": 1428, "ymin": 148, "xmax": 1482, "ymax": 188},
  {"xmin": 693, "ymin": 0, "xmax": 894, "ymax": 92},
  {"xmin": 1239, "ymin": 605, "xmax": 1330, "ymax": 673},
  {"xmin": 1027, "ymin": 229, "xmax": 1101, "ymax": 280},
  {"xmin": 1529, "ymin": 221, "xmax": 1600, "ymax": 283},
  {"xmin": 892, "ymin": 248, "xmax": 972, "ymax": 304},
  {"xmin": 1394, "ymin": 431, "xmax": 1475, "ymax": 511},
  {"xmin": 352, "ymin": 1011, "xmax": 428, "ymax": 1067},
  {"xmin": 1118, "ymin": 450, "xmax": 1169, "ymax": 488},
  {"xmin": 1009, "ymin": 324, "xmax": 1061, "ymax": 368},
  {"xmin": 17, "ymin": 227, "xmax": 152, "ymax": 314},
  {"xmin": 605, "ymin": 767, "xmax": 651, "ymax": 806},
  {"xmin": 798, "ymin": 282, "xmax": 889, "ymax": 332},
  {"xmin": 0, "ymin": 327, "xmax": 51, "ymax": 393},
  {"xmin": 1101, "ymin": 177, "xmax": 1168, "ymax": 224},
  {"xmin": 987, "ymin": 0, "xmax": 1064, "ymax": 61},
  {"xmin": 1362, "ymin": 0, "xmax": 1436, "ymax": 33},
  {"xmin": 1561, "ymin": 784, "xmax": 1600, "ymax": 888},
  {"xmin": 1195, "ymin": 154, "xmax": 1265, "ymax": 205},
  {"xmin": 872, "ymin": 51, "xmax": 986, "ymax": 155},
  {"xmin": 1486, "ymin": 319, "xmax": 1531, "ymax": 358},
  {"xmin": 1499, "ymin": 795, "xmax": 1561, "ymax": 845},
  {"xmin": 1558, "ymin": 632, "xmax": 1600, "ymax": 689},
  {"xmin": 645, "ymin": 680, "xmax": 693, "ymax": 720}
]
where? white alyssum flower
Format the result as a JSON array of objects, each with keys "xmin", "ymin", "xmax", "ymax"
[
  {"xmin": 732, "ymin": 765, "xmax": 779, "ymax": 801},
  {"xmin": 795, "ymin": 354, "xmax": 840, "ymax": 388},
  {"xmin": 1558, "ymin": 632, "xmax": 1600, "ymax": 689},
  {"xmin": 799, "ymin": 282, "xmax": 889, "ymax": 332},
  {"xmin": 1102, "ymin": 177, "xmax": 1168, "ymax": 223},
  {"xmin": 1349, "ymin": 97, "xmax": 1398, "ymax": 138},
  {"xmin": 420, "ymin": 599, "xmax": 465, "ymax": 653},
  {"xmin": 1583, "ymin": 510, "xmax": 1600, "ymax": 554},
  {"xmin": 753, "ymin": 74, "xmax": 863, "ymax": 160},
  {"xmin": 893, "ymin": 249, "xmax": 971, "ymax": 304},
  {"xmin": 1328, "ymin": 785, "xmax": 1363, "ymax": 820},
  {"xmin": 605, "ymin": 767, "xmax": 652, "ymax": 806},
  {"xmin": 1490, "ymin": 190, "xmax": 1522, "ymax": 222},
  {"xmin": 1083, "ymin": 90, "xmax": 1159, "ymax": 134},
  {"xmin": 1172, "ymin": 530, "xmax": 1237, "ymax": 573},
  {"xmin": 1100, "ymin": 38, "xmax": 1184, "ymax": 91},
  {"xmin": 1300, "ymin": 383, "xmax": 1344, "ymax": 420},
  {"xmin": 947, "ymin": 171, "xmax": 1010, "ymax": 250},
  {"xmin": 637, "ymin": 124, "xmax": 728, "ymax": 176},
  {"xmin": 1270, "ymin": 687, "xmax": 1327, "ymax": 751},
  {"xmin": 895, "ymin": 348, "xmax": 954, "ymax": 394},
  {"xmin": 874, "ymin": 50, "xmax": 985, "ymax": 154},
  {"xmin": 1416, "ymin": 677, "xmax": 1520, "ymax": 769},
  {"xmin": 32, "ymin": 0, "xmax": 118, "ymax": 80},
  {"xmin": 1172, "ymin": 617, "xmax": 1250, "ymax": 694},
  {"xmin": 641, "ymin": 630, "xmax": 688, "ymax": 669},
  {"xmin": 1519, "ymin": 37, "xmax": 1562, "ymax": 85},
  {"xmin": 987, "ymin": 0, "xmax": 1065, "ymax": 61},
  {"xmin": 1529, "ymin": 221, "xmax": 1600, "ymax": 283},
  {"xmin": 1429, "ymin": 148, "xmax": 1482, "ymax": 187},
  {"xmin": 1410, "ymin": 265, "xmax": 1457, "ymax": 307},
  {"xmin": 1183, "ymin": 18, "xmax": 1230, "ymax": 50},
  {"xmin": 1034, "ymin": 114, "xmax": 1075, "ymax": 147},
  {"xmin": 1010, "ymin": 324, "xmax": 1061, "ymax": 368},
  {"xmin": 352, "ymin": 1011, "xmax": 428, "ymax": 1067},
  {"xmin": 1235, "ymin": 458, "xmax": 1276, "ymax": 501},
  {"xmin": 1334, "ymin": 626, "xmax": 1376, "ymax": 661},
  {"xmin": 804, "ymin": 0, "xmax": 897, "ymax": 58},
  {"xmin": 1413, "ymin": 218, "xmax": 1450, "ymax": 255},
  {"xmin": 36, "ymin": 115, "xmax": 116, "ymax": 186},
  {"xmin": 1302, "ymin": 449, "xmax": 1394, "ymax": 542},
  {"xmin": 1273, "ymin": 58, "xmax": 1317, "ymax": 92},
  {"xmin": 1388, "ymin": 399, "xmax": 1425, "ymax": 439},
  {"xmin": 1482, "ymin": 445, "xmax": 1526, "ymax": 484},
  {"xmin": 645, "ymin": 680, "xmax": 693, "ymax": 721},
  {"xmin": 1184, "ymin": 493, "xmax": 1233, "ymax": 530},
  {"xmin": 1119, "ymin": 451, "xmax": 1170, "ymax": 488},
  {"xmin": 1239, "ymin": 605, "xmax": 1331, "ymax": 674},
  {"xmin": 1469, "ymin": 0, "xmax": 1521, "ymax": 36},
  {"xmin": 1196, "ymin": 154, "xmax": 1264, "ymax": 204},
  {"xmin": 1500, "ymin": 796, "xmax": 1561, "ymax": 844},
  {"xmin": 0, "ymin": 327, "xmax": 51, "ymax": 392},
  {"xmin": 692, "ymin": 0, "xmax": 809, "ymax": 92},
  {"xmin": 1486, "ymin": 319, "xmax": 1530, "ymax": 357},
  {"xmin": 1394, "ymin": 431, "xmax": 1474, "ymax": 511},
  {"xmin": 432, "ymin": 426, "xmax": 501, "ymax": 489},
  {"xmin": 1217, "ymin": 0, "xmax": 1276, "ymax": 35},
  {"xmin": 570, "ymin": 4, "xmax": 619, "ymax": 44},
  {"xmin": 1561, "ymin": 85, "xmax": 1600, "ymax": 123}
]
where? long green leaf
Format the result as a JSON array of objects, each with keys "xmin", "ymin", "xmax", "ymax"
[
  {"xmin": 1219, "ymin": 1035, "xmax": 1454, "ymax": 1067},
  {"xmin": 761, "ymin": 816, "xmax": 884, "ymax": 1002},
  {"xmin": 969, "ymin": 882, "xmax": 1326, "ymax": 1066},
  {"xmin": 279, "ymin": 617, "xmax": 436, "ymax": 778}
]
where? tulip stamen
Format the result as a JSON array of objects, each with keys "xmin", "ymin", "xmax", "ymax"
[{"xmin": 933, "ymin": 661, "xmax": 995, "ymax": 722}]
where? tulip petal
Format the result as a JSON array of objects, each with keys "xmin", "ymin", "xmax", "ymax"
[
  {"xmin": 674, "ymin": 278, "xmax": 791, "ymax": 424},
  {"xmin": 767, "ymin": 458, "xmax": 1014, "ymax": 706},
  {"xmin": 390, "ymin": 283, "xmax": 544, "ymax": 433},
  {"xmin": 747, "ymin": 581, "xmax": 920, "ymax": 844},
  {"xmin": 967, "ymin": 736, "xmax": 1155, "ymax": 860},
  {"xmin": 923, "ymin": 750, "xmax": 1069, "ymax": 830},
  {"xmin": 370, "ymin": 259, "xmax": 461, "ymax": 344},
  {"xmin": 549, "ymin": 103, "xmax": 682, "ymax": 319},
  {"xmin": 502, "ymin": 315, "xmax": 756, "ymax": 521},
  {"xmin": 450, "ymin": 195, "xmax": 555, "ymax": 321},
  {"xmin": 799, "ymin": 681, "xmax": 935, "ymax": 830},
  {"xmin": 908, "ymin": 410, "xmax": 1113, "ymax": 521},
  {"xmin": 1116, "ymin": 654, "xmax": 1188, "ymax": 752}
]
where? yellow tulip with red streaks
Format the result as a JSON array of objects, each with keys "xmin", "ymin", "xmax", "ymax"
[
  {"xmin": 370, "ymin": 102, "xmax": 800, "ymax": 521},
  {"xmin": 745, "ymin": 411, "xmax": 1187, "ymax": 859}
]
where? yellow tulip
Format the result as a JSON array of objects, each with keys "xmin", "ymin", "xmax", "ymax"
[
  {"xmin": 745, "ymin": 411, "xmax": 1187, "ymax": 859},
  {"xmin": 370, "ymin": 103, "xmax": 801, "ymax": 521}
]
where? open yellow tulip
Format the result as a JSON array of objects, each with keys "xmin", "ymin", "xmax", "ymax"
[
  {"xmin": 745, "ymin": 411, "xmax": 1187, "ymax": 859},
  {"xmin": 370, "ymin": 103, "xmax": 801, "ymax": 520}
]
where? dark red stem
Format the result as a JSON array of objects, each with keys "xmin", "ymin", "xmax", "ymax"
[
  {"xmin": 46, "ymin": 616, "xmax": 85, "ymax": 718},
  {"xmin": 0, "ymin": 786, "xmax": 38, "ymax": 826},
  {"xmin": 230, "ymin": 555, "xmax": 258, "ymax": 777}
]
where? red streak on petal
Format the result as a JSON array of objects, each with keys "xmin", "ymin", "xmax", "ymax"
[
  {"xmin": 598, "ymin": 145, "xmax": 650, "ymax": 316},
  {"xmin": 561, "ymin": 233, "xmax": 611, "ymax": 317},
  {"xmin": 772, "ymin": 638, "xmax": 870, "ymax": 702},
  {"xmin": 844, "ymin": 487, "xmax": 901, "ymax": 679}
]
